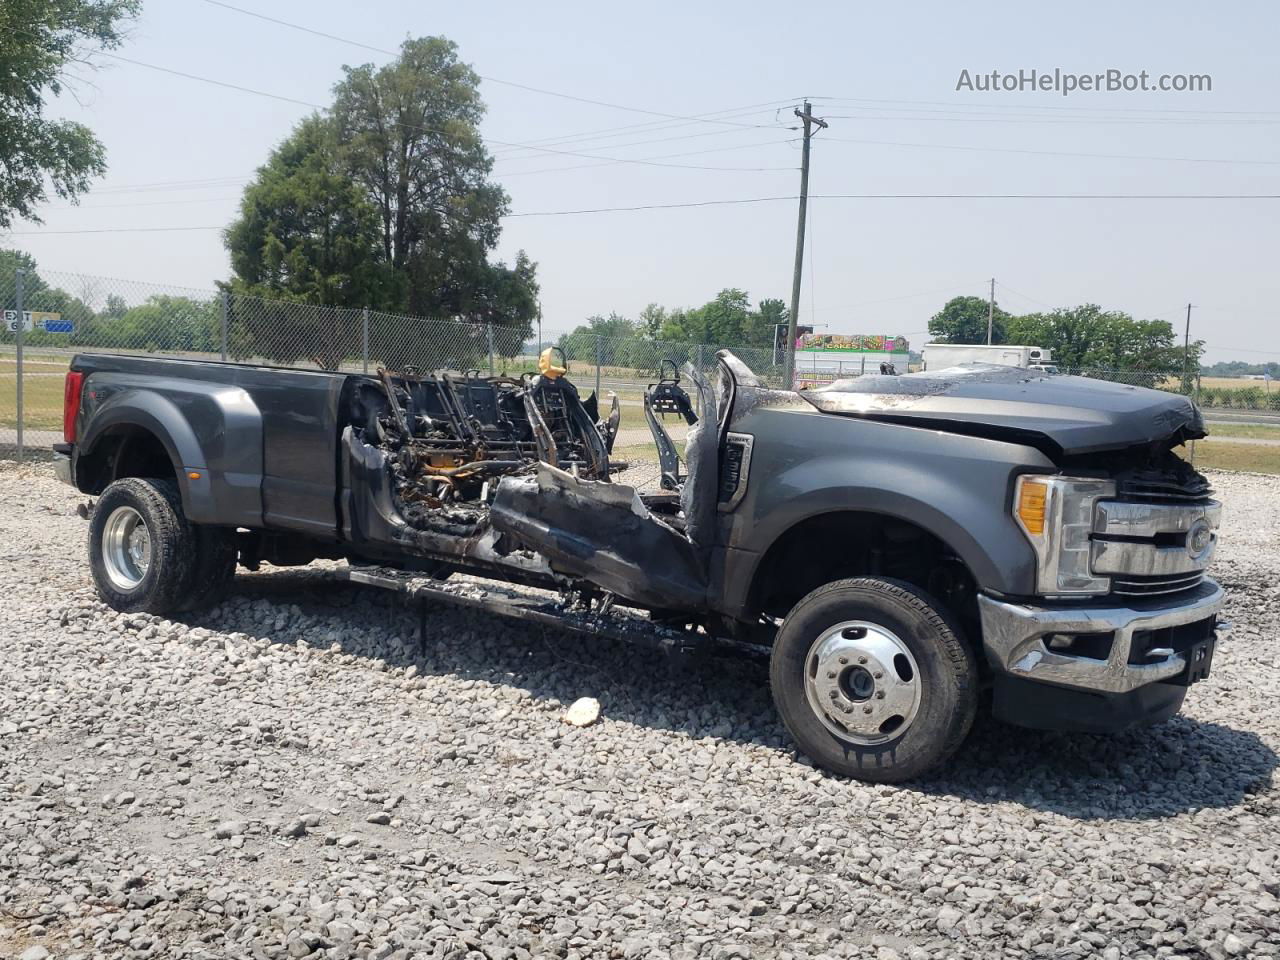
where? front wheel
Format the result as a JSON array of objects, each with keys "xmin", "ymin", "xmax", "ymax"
[{"xmin": 769, "ymin": 577, "xmax": 977, "ymax": 782}]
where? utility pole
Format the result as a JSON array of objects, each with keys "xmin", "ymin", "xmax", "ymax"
[
  {"xmin": 784, "ymin": 100, "xmax": 827, "ymax": 388},
  {"xmin": 1183, "ymin": 302, "xmax": 1193, "ymax": 382},
  {"xmin": 987, "ymin": 278, "xmax": 996, "ymax": 345}
]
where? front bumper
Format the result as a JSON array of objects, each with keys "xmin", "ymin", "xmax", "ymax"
[{"xmin": 977, "ymin": 578, "xmax": 1223, "ymax": 695}]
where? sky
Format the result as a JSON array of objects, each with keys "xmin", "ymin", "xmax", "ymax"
[{"xmin": 6, "ymin": 0, "xmax": 1280, "ymax": 364}]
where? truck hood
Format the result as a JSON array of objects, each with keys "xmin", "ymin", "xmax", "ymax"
[{"xmin": 801, "ymin": 364, "xmax": 1205, "ymax": 457}]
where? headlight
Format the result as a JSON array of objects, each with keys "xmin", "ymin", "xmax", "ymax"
[{"xmin": 1014, "ymin": 475, "xmax": 1115, "ymax": 596}]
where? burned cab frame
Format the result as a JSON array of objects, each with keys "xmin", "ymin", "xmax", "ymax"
[{"xmin": 340, "ymin": 351, "xmax": 715, "ymax": 610}]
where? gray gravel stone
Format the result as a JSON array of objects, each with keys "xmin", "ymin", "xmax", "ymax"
[{"xmin": 1, "ymin": 460, "xmax": 1278, "ymax": 960}]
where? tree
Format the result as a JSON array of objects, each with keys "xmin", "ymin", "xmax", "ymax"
[
  {"xmin": 225, "ymin": 36, "xmax": 538, "ymax": 367},
  {"xmin": 658, "ymin": 289, "xmax": 753, "ymax": 344},
  {"xmin": 95, "ymin": 295, "xmax": 218, "ymax": 353},
  {"xmin": 0, "ymin": 0, "xmax": 139, "ymax": 228},
  {"xmin": 559, "ymin": 312, "xmax": 639, "ymax": 366},
  {"xmin": 225, "ymin": 116, "xmax": 389, "ymax": 311},
  {"xmin": 455, "ymin": 250, "xmax": 540, "ymax": 357},
  {"xmin": 330, "ymin": 37, "xmax": 514, "ymax": 317},
  {"xmin": 745, "ymin": 297, "xmax": 788, "ymax": 347},
  {"xmin": 1005, "ymin": 305, "xmax": 1205, "ymax": 386},
  {"xmin": 638, "ymin": 303, "xmax": 667, "ymax": 339},
  {"xmin": 1, "ymin": 248, "xmax": 45, "ymax": 299},
  {"xmin": 929, "ymin": 295, "xmax": 1009, "ymax": 344}
]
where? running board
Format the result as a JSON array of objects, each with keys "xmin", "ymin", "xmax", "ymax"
[{"xmin": 337, "ymin": 566, "xmax": 768, "ymax": 660}]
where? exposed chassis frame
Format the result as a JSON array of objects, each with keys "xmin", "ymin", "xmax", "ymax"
[{"xmin": 337, "ymin": 565, "xmax": 769, "ymax": 661}]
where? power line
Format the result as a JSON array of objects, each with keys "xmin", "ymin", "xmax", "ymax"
[
  {"xmin": 94, "ymin": 51, "xmax": 792, "ymax": 173},
  {"xmin": 489, "ymin": 102, "xmax": 799, "ymax": 158},
  {"xmin": 491, "ymin": 122, "xmax": 796, "ymax": 167},
  {"xmin": 819, "ymin": 135, "xmax": 1280, "ymax": 167},
  {"xmin": 994, "ymin": 282, "xmax": 1055, "ymax": 309},
  {"xmin": 11, "ymin": 192, "xmax": 1280, "ymax": 232},
  {"xmin": 816, "ymin": 113, "xmax": 1280, "ymax": 125},
  {"xmin": 91, "ymin": 175, "xmax": 253, "ymax": 193},
  {"xmin": 809, "ymin": 283, "xmax": 990, "ymax": 314},
  {"xmin": 806, "ymin": 94, "xmax": 1280, "ymax": 118},
  {"xmin": 500, "ymin": 139, "xmax": 797, "ymax": 177},
  {"xmin": 809, "ymin": 193, "xmax": 1280, "ymax": 200},
  {"xmin": 198, "ymin": 0, "xmax": 782, "ymax": 131},
  {"xmin": 7, "ymin": 226, "xmax": 224, "ymax": 234},
  {"xmin": 44, "ymin": 195, "xmax": 243, "ymax": 210},
  {"xmin": 503, "ymin": 197, "xmax": 798, "ymax": 217}
]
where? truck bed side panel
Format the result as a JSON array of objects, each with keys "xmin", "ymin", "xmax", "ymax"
[{"xmin": 72, "ymin": 355, "xmax": 346, "ymax": 534}]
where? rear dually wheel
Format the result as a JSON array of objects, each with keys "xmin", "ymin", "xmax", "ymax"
[{"xmin": 88, "ymin": 478, "xmax": 198, "ymax": 615}]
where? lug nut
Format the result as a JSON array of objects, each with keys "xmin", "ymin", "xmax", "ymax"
[
  {"xmin": 876, "ymin": 691, "xmax": 885, "ymax": 699},
  {"xmin": 829, "ymin": 690, "xmax": 839, "ymax": 699},
  {"xmin": 863, "ymin": 707, "xmax": 873, "ymax": 715},
  {"xmin": 858, "ymin": 656, "xmax": 867, "ymax": 664},
  {"xmin": 838, "ymin": 656, "xmax": 848, "ymax": 665},
  {"xmin": 873, "ymin": 672, "xmax": 883, "ymax": 679},
  {"xmin": 827, "ymin": 671, "xmax": 837, "ymax": 679}
]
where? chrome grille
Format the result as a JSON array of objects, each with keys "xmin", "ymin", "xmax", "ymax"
[{"xmin": 1092, "ymin": 496, "xmax": 1220, "ymax": 598}]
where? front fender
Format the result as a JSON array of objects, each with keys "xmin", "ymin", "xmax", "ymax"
[{"xmin": 717, "ymin": 407, "xmax": 1055, "ymax": 616}]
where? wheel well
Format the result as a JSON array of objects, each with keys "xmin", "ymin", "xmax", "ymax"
[
  {"xmin": 78, "ymin": 425, "xmax": 177, "ymax": 493},
  {"xmin": 749, "ymin": 511, "xmax": 980, "ymax": 635}
]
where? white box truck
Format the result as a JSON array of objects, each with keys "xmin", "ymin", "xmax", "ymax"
[{"xmin": 922, "ymin": 343, "xmax": 1058, "ymax": 374}]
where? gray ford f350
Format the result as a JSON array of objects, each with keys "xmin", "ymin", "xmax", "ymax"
[{"xmin": 52, "ymin": 350, "xmax": 1223, "ymax": 782}]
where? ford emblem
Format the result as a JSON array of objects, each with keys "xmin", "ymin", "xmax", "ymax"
[{"xmin": 1187, "ymin": 519, "xmax": 1213, "ymax": 559}]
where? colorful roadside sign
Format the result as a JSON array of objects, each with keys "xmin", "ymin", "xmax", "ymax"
[
  {"xmin": 797, "ymin": 333, "xmax": 910, "ymax": 354},
  {"xmin": 3, "ymin": 309, "xmax": 69, "ymax": 333}
]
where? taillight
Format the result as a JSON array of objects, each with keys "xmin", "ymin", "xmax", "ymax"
[{"xmin": 63, "ymin": 371, "xmax": 84, "ymax": 444}]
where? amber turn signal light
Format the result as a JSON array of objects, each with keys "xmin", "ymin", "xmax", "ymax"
[{"xmin": 1016, "ymin": 478, "xmax": 1048, "ymax": 535}]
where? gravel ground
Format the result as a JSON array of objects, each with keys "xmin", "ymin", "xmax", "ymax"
[{"xmin": 1, "ymin": 462, "xmax": 1278, "ymax": 960}]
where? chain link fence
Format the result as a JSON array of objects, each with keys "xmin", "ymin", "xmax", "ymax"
[{"xmin": 4, "ymin": 267, "xmax": 1278, "ymax": 465}]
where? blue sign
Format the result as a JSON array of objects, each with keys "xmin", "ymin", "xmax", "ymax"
[{"xmin": 43, "ymin": 319, "xmax": 74, "ymax": 333}]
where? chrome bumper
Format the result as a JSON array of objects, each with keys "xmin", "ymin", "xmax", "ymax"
[
  {"xmin": 53, "ymin": 452, "xmax": 73, "ymax": 486},
  {"xmin": 977, "ymin": 578, "xmax": 1223, "ymax": 695}
]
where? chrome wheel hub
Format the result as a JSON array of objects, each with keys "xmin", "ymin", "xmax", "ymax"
[
  {"xmin": 102, "ymin": 506, "xmax": 151, "ymax": 591},
  {"xmin": 803, "ymin": 620, "xmax": 921, "ymax": 744}
]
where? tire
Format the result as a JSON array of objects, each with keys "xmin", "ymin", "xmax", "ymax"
[
  {"xmin": 174, "ymin": 525, "xmax": 238, "ymax": 613},
  {"xmin": 88, "ymin": 478, "xmax": 198, "ymax": 616},
  {"xmin": 769, "ymin": 577, "xmax": 977, "ymax": 783}
]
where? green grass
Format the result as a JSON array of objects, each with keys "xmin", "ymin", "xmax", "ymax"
[
  {"xmin": 0, "ymin": 372, "xmax": 64, "ymax": 430},
  {"xmin": 1178, "ymin": 439, "xmax": 1280, "ymax": 475},
  {"xmin": 1204, "ymin": 422, "xmax": 1280, "ymax": 441}
]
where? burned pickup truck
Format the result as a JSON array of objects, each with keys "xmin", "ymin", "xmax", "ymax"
[{"xmin": 53, "ymin": 350, "xmax": 1223, "ymax": 781}]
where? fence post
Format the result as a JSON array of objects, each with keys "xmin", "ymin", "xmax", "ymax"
[
  {"xmin": 14, "ymin": 268, "xmax": 24, "ymax": 461},
  {"xmin": 219, "ymin": 291, "xmax": 229, "ymax": 361},
  {"xmin": 595, "ymin": 335, "xmax": 602, "ymax": 400},
  {"xmin": 696, "ymin": 343, "xmax": 704, "ymax": 374},
  {"xmin": 362, "ymin": 307, "xmax": 370, "ymax": 374},
  {"xmin": 1191, "ymin": 374, "xmax": 1201, "ymax": 465},
  {"xmin": 486, "ymin": 322, "xmax": 495, "ymax": 375}
]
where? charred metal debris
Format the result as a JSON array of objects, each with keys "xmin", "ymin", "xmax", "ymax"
[{"xmin": 355, "ymin": 364, "xmax": 623, "ymax": 532}]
